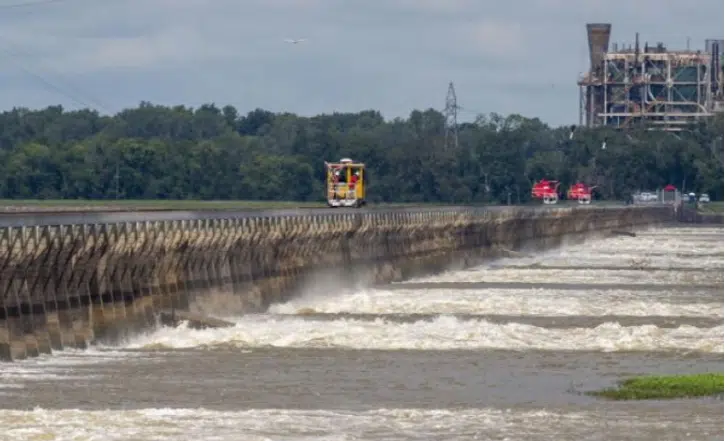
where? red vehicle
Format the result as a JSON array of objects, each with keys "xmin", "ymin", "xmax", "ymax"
[
  {"xmin": 567, "ymin": 182, "xmax": 596, "ymax": 204},
  {"xmin": 531, "ymin": 179, "xmax": 560, "ymax": 204}
]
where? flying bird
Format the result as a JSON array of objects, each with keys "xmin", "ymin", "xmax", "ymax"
[{"xmin": 284, "ymin": 38, "xmax": 307, "ymax": 44}]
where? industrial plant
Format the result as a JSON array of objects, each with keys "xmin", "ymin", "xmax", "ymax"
[{"xmin": 578, "ymin": 23, "xmax": 723, "ymax": 131}]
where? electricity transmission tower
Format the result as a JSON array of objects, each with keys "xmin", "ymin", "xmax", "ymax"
[{"xmin": 443, "ymin": 81, "xmax": 459, "ymax": 150}]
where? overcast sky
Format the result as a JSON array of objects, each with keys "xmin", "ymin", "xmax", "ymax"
[{"xmin": 0, "ymin": 0, "xmax": 722, "ymax": 127}]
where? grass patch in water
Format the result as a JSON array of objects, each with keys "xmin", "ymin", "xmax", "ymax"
[{"xmin": 588, "ymin": 373, "xmax": 724, "ymax": 400}]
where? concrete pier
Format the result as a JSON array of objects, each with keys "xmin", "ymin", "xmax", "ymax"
[{"xmin": 0, "ymin": 205, "xmax": 673, "ymax": 361}]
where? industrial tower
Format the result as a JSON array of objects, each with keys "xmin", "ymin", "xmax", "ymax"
[
  {"xmin": 444, "ymin": 81, "xmax": 459, "ymax": 150},
  {"xmin": 578, "ymin": 23, "xmax": 723, "ymax": 132}
]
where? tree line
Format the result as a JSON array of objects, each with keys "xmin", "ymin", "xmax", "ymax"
[{"xmin": 0, "ymin": 102, "xmax": 722, "ymax": 204}]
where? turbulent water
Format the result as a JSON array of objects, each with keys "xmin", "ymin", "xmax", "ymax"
[{"xmin": 1, "ymin": 226, "xmax": 723, "ymax": 440}]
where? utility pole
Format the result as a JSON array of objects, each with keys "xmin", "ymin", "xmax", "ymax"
[
  {"xmin": 115, "ymin": 161, "xmax": 120, "ymax": 200},
  {"xmin": 443, "ymin": 81, "xmax": 459, "ymax": 151}
]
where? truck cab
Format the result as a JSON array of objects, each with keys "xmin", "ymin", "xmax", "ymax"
[{"xmin": 325, "ymin": 158, "xmax": 366, "ymax": 208}]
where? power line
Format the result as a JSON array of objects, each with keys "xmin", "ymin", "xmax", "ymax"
[
  {"xmin": 0, "ymin": 48, "xmax": 94, "ymax": 109},
  {"xmin": 457, "ymin": 106, "xmax": 484, "ymax": 116},
  {"xmin": 0, "ymin": 0, "xmax": 75, "ymax": 10},
  {"xmin": 0, "ymin": 38, "xmax": 125, "ymax": 199},
  {"xmin": 0, "ymin": 34, "xmax": 113, "ymax": 112},
  {"xmin": 1, "ymin": 0, "xmax": 129, "ymax": 202},
  {"xmin": 0, "ymin": 0, "xmax": 115, "ymax": 110}
]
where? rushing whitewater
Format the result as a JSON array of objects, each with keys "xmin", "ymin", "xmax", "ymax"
[
  {"xmin": 3, "ymin": 406, "xmax": 722, "ymax": 441},
  {"xmin": 123, "ymin": 226, "xmax": 723, "ymax": 354},
  {"xmin": 268, "ymin": 287, "xmax": 722, "ymax": 317},
  {"xmin": 1, "ymin": 226, "xmax": 722, "ymax": 441},
  {"xmin": 124, "ymin": 315, "xmax": 723, "ymax": 353}
]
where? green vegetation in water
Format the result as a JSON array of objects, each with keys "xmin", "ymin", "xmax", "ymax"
[{"xmin": 588, "ymin": 373, "xmax": 724, "ymax": 400}]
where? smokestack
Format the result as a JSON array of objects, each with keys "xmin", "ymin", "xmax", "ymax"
[
  {"xmin": 586, "ymin": 23, "xmax": 612, "ymax": 74},
  {"xmin": 635, "ymin": 32, "xmax": 640, "ymax": 63},
  {"xmin": 712, "ymin": 41, "xmax": 720, "ymax": 94}
]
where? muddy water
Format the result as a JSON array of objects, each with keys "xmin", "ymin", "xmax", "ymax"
[{"xmin": 1, "ymin": 226, "xmax": 723, "ymax": 441}]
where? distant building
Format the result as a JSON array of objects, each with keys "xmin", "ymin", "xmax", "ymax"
[{"xmin": 578, "ymin": 23, "xmax": 723, "ymax": 132}]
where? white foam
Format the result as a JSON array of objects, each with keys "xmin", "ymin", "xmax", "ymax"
[
  {"xmin": 511, "ymin": 227, "xmax": 721, "ymax": 260},
  {"xmin": 496, "ymin": 253, "xmax": 723, "ymax": 270},
  {"xmin": 407, "ymin": 227, "xmax": 723, "ymax": 285},
  {"xmin": 410, "ymin": 267, "xmax": 722, "ymax": 285},
  {"xmin": 0, "ymin": 407, "xmax": 718, "ymax": 441},
  {"xmin": 634, "ymin": 227, "xmax": 723, "ymax": 240},
  {"xmin": 643, "ymin": 227, "xmax": 724, "ymax": 235},
  {"xmin": 546, "ymin": 237, "xmax": 724, "ymax": 269},
  {"xmin": 123, "ymin": 315, "xmax": 723, "ymax": 353},
  {"xmin": 269, "ymin": 288, "xmax": 722, "ymax": 318},
  {"xmin": 578, "ymin": 234, "xmax": 722, "ymax": 252}
]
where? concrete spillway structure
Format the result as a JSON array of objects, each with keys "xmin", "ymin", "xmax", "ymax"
[{"xmin": 0, "ymin": 205, "xmax": 672, "ymax": 361}]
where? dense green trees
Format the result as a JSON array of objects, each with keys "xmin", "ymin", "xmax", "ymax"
[{"xmin": 0, "ymin": 102, "xmax": 721, "ymax": 204}]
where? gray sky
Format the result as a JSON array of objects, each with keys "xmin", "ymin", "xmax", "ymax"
[{"xmin": 0, "ymin": 0, "xmax": 722, "ymax": 127}]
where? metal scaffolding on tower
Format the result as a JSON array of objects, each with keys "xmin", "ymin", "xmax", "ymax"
[
  {"xmin": 444, "ymin": 81, "xmax": 459, "ymax": 150},
  {"xmin": 578, "ymin": 23, "xmax": 723, "ymax": 132}
]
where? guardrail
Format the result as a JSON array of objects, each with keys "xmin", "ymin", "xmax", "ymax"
[{"xmin": 0, "ymin": 203, "xmax": 632, "ymax": 228}]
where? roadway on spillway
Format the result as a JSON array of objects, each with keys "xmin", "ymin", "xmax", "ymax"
[{"xmin": 0, "ymin": 203, "xmax": 629, "ymax": 228}]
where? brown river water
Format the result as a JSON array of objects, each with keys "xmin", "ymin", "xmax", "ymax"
[{"xmin": 1, "ymin": 226, "xmax": 722, "ymax": 440}]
